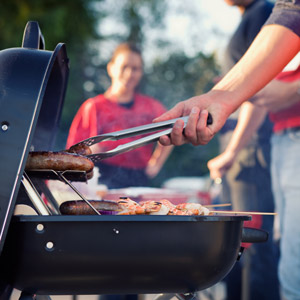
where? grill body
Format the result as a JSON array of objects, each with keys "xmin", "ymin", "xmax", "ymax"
[{"xmin": 0, "ymin": 215, "xmax": 249, "ymax": 295}]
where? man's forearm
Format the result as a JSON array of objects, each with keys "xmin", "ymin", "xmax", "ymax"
[
  {"xmin": 252, "ymin": 79, "xmax": 300, "ymax": 112},
  {"xmin": 213, "ymin": 24, "xmax": 300, "ymax": 114}
]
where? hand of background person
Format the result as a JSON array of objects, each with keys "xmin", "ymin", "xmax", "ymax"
[
  {"xmin": 153, "ymin": 90, "xmax": 234, "ymax": 146},
  {"xmin": 145, "ymin": 144, "xmax": 173, "ymax": 178},
  {"xmin": 145, "ymin": 163, "xmax": 161, "ymax": 178},
  {"xmin": 207, "ymin": 150, "xmax": 237, "ymax": 180}
]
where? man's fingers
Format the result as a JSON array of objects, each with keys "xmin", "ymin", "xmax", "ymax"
[
  {"xmin": 158, "ymin": 135, "xmax": 172, "ymax": 146},
  {"xmin": 153, "ymin": 103, "xmax": 184, "ymax": 123},
  {"xmin": 158, "ymin": 118, "xmax": 186, "ymax": 146},
  {"xmin": 184, "ymin": 109, "xmax": 213, "ymax": 145},
  {"xmin": 184, "ymin": 107, "xmax": 200, "ymax": 145},
  {"xmin": 196, "ymin": 110, "xmax": 215, "ymax": 145},
  {"xmin": 169, "ymin": 119, "xmax": 186, "ymax": 145},
  {"xmin": 155, "ymin": 100, "xmax": 215, "ymax": 146}
]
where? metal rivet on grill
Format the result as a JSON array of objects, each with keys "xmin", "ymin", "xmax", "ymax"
[
  {"xmin": 215, "ymin": 177, "xmax": 222, "ymax": 185},
  {"xmin": 36, "ymin": 224, "xmax": 44, "ymax": 233},
  {"xmin": 46, "ymin": 241, "xmax": 54, "ymax": 251},
  {"xmin": 1, "ymin": 122, "xmax": 9, "ymax": 132}
]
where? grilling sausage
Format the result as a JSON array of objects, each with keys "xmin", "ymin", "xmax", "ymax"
[
  {"xmin": 25, "ymin": 151, "xmax": 94, "ymax": 172},
  {"xmin": 60, "ymin": 200, "xmax": 121, "ymax": 215}
]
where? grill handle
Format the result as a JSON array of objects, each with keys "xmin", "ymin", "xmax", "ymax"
[
  {"xmin": 22, "ymin": 21, "xmax": 45, "ymax": 50},
  {"xmin": 242, "ymin": 227, "xmax": 268, "ymax": 243}
]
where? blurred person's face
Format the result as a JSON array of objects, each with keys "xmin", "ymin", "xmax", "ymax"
[{"xmin": 108, "ymin": 51, "xmax": 143, "ymax": 93}]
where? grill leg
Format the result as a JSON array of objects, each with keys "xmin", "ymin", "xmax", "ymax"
[
  {"xmin": 19, "ymin": 292, "xmax": 34, "ymax": 300},
  {"xmin": 0, "ymin": 284, "xmax": 13, "ymax": 300}
]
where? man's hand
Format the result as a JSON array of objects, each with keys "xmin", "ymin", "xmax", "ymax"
[{"xmin": 153, "ymin": 90, "xmax": 234, "ymax": 146}]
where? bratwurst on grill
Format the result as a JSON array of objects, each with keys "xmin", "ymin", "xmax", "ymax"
[
  {"xmin": 25, "ymin": 151, "xmax": 94, "ymax": 173},
  {"xmin": 60, "ymin": 200, "xmax": 121, "ymax": 215}
]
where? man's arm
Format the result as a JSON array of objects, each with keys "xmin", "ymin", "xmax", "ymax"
[
  {"xmin": 252, "ymin": 78, "xmax": 300, "ymax": 112},
  {"xmin": 154, "ymin": 24, "xmax": 300, "ymax": 146}
]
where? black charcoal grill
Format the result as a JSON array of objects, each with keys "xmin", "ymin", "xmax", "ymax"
[{"xmin": 0, "ymin": 22, "xmax": 268, "ymax": 300}]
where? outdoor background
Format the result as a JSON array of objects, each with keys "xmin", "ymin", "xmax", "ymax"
[{"xmin": 0, "ymin": 0, "xmax": 241, "ymax": 186}]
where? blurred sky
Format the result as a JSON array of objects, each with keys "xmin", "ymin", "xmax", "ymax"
[
  {"xmin": 96, "ymin": 0, "xmax": 241, "ymax": 67},
  {"xmin": 157, "ymin": 1, "xmax": 241, "ymax": 55}
]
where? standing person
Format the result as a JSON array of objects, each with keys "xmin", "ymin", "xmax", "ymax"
[
  {"xmin": 206, "ymin": 62, "xmax": 300, "ymax": 300},
  {"xmin": 154, "ymin": 1, "xmax": 300, "ymax": 299},
  {"xmin": 66, "ymin": 42, "xmax": 173, "ymax": 189},
  {"xmin": 254, "ymin": 65, "xmax": 300, "ymax": 300},
  {"xmin": 208, "ymin": 1, "xmax": 279, "ymax": 299}
]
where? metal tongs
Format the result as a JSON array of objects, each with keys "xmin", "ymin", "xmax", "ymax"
[
  {"xmin": 72, "ymin": 114, "xmax": 212, "ymax": 163},
  {"xmin": 72, "ymin": 116, "xmax": 189, "ymax": 163}
]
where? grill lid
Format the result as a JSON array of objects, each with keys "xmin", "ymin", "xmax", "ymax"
[{"xmin": 0, "ymin": 21, "xmax": 69, "ymax": 253}]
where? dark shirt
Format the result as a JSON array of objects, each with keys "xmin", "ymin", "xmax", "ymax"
[
  {"xmin": 220, "ymin": 0, "xmax": 274, "ymax": 145},
  {"xmin": 223, "ymin": 0, "xmax": 274, "ymax": 72},
  {"xmin": 265, "ymin": 0, "xmax": 300, "ymax": 37}
]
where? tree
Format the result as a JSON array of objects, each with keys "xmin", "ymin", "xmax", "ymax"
[{"xmin": 0, "ymin": 0, "xmax": 104, "ymax": 149}]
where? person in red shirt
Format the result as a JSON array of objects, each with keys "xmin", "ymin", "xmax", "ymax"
[{"xmin": 67, "ymin": 42, "xmax": 173, "ymax": 188}]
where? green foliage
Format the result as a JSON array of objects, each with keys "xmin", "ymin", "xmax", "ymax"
[
  {"xmin": 0, "ymin": 0, "xmax": 101, "ymax": 50},
  {"xmin": 142, "ymin": 51, "xmax": 218, "ymax": 109},
  {"xmin": 0, "ymin": 0, "xmax": 103, "ymax": 149},
  {"xmin": 121, "ymin": 0, "xmax": 167, "ymax": 44}
]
